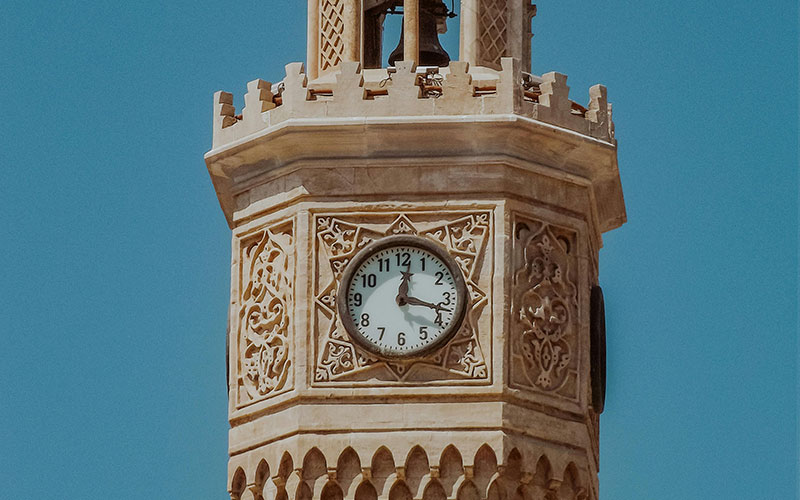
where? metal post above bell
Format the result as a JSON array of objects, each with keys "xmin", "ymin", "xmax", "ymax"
[{"xmin": 388, "ymin": 0, "xmax": 451, "ymax": 67}]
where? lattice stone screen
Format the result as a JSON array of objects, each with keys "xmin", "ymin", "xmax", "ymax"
[
  {"xmin": 479, "ymin": 0, "xmax": 509, "ymax": 68},
  {"xmin": 320, "ymin": 0, "xmax": 345, "ymax": 72}
]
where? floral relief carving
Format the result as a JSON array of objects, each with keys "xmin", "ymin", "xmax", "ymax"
[
  {"xmin": 236, "ymin": 221, "xmax": 294, "ymax": 407},
  {"xmin": 511, "ymin": 215, "xmax": 580, "ymax": 401},
  {"xmin": 314, "ymin": 212, "xmax": 492, "ymax": 384},
  {"xmin": 446, "ymin": 336, "xmax": 487, "ymax": 378},
  {"xmin": 319, "ymin": 340, "xmax": 355, "ymax": 377},
  {"xmin": 317, "ymin": 216, "xmax": 358, "ymax": 256}
]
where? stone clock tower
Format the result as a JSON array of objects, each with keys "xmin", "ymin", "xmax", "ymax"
[{"xmin": 205, "ymin": 2, "xmax": 625, "ymax": 499}]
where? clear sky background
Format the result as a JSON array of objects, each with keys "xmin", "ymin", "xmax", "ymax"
[{"xmin": 0, "ymin": 1, "xmax": 797, "ymax": 498}]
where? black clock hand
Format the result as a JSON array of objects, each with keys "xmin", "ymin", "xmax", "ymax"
[
  {"xmin": 396, "ymin": 270, "xmax": 413, "ymax": 306},
  {"xmin": 403, "ymin": 295, "xmax": 451, "ymax": 312}
]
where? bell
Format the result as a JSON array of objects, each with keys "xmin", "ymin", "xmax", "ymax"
[{"xmin": 388, "ymin": 1, "xmax": 451, "ymax": 67}]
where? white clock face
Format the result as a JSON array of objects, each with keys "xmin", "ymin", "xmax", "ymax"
[{"xmin": 338, "ymin": 237, "xmax": 467, "ymax": 358}]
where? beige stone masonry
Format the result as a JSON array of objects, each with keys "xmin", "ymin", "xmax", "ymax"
[
  {"xmin": 461, "ymin": 0, "xmax": 537, "ymax": 72},
  {"xmin": 211, "ymin": 58, "xmax": 615, "ymax": 150},
  {"xmin": 208, "ymin": 12, "xmax": 626, "ymax": 498},
  {"xmin": 227, "ymin": 436, "xmax": 594, "ymax": 500},
  {"xmin": 242, "ymin": 79, "xmax": 277, "ymax": 134},
  {"xmin": 207, "ymin": 160, "xmax": 616, "ymax": 499},
  {"xmin": 218, "ymin": 195, "xmax": 602, "ymax": 497},
  {"xmin": 205, "ymin": 120, "xmax": 624, "ymax": 242}
]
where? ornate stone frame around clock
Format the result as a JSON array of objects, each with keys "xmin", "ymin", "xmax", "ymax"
[{"xmin": 312, "ymin": 209, "xmax": 494, "ymax": 386}]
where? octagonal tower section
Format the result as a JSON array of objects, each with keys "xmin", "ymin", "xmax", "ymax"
[
  {"xmin": 206, "ymin": 0, "xmax": 625, "ymax": 500},
  {"xmin": 206, "ymin": 4, "xmax": 625, "ymax": 499}
]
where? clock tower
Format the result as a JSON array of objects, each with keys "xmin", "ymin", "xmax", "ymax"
[{"xmin": 205, "ymin": 2, "xmax": 626, "ymax": 499}]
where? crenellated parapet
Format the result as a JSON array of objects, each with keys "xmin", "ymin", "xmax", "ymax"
[
  {"xmin": 228, "ymin": 442, "xmax": 593, "ymax": 500},
  {"xmin": 211, "ymin": 58, "xmax": 615, "ymax": 150}
]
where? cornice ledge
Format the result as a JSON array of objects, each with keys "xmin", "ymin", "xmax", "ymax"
[{"xmin": 205, "ymin": 114, "xmax": 624, "ymax": 233}]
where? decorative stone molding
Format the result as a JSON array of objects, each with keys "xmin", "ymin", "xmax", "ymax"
[
  {"xmin": 313, "ymin": 212, "xmax": 492, "ymax": 384},
  {"xmin": 234, "ymin": 219, "xmax": 295, "ymax": 408},
  {"xmin": 510, "ymin": 214, "xmax": 580, "ymax": 403},
  {"xmin": 210, "ymin": 58, "xmax": 615, "ymax": 149},
  {"xmin": 229, "ymin": 444, "xmax": 592, "ymax": 500}
]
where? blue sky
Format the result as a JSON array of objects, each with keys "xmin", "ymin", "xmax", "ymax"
[{"xmin": 0, "ymin": 1, "xmax": 796, "ymax": 498}]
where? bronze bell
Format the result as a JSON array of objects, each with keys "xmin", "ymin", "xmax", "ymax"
[{"xmin": 388, "ymin": 0, "xmax": 451, "ymax": 67}]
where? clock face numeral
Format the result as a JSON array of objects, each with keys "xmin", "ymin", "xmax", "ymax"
[
  {"xmin": 361, "ymin": 274, "xmax": 377, "ymax": 288},
  {"xmin": 339, "ymin": 237, "xmax": 467, "ymax": 358},
  {"xmin": 396, "ymin": 252, "xmax": 411, "ymax": 267}
]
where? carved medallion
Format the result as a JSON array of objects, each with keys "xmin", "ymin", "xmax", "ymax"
[{"xmin": 510, "ymin": 214, "xmax": 580, "ymax": 402}]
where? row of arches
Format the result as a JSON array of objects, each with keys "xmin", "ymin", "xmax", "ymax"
[{"xmin": 231, "ymin": 444, "xmax": 590, "ymax": 500}]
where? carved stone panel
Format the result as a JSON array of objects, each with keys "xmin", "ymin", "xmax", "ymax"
[
  {"xmin": 478, "ymin": 0, "xmax": 509, "ymax": 69},
  {"xmin": 320, "ymin": 0, "xmax": 345, "ymax": 72},
  {"xmin": 510, "ymin": 213, "xmax": 581, "ymax": 403},
  {"xmin": 234, "ymin": 219, "xmax": 295, "ymax": 408},
  {"xmin": 313, "ymin": 211, "xmax": 493, "ymax": 385}
]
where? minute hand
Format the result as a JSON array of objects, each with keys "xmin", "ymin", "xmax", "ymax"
[{"xmin": 403, "ymin": 295, "xmax": 450, "ymax": 312}]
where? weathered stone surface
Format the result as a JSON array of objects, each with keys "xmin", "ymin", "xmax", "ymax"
[
  {"xmin": 227, "ymin": 435, "xmax": 592, "ymax": 500},
  {"xmin": 209, "ymin": 124, "xmax": 621, "ymax": 500},
  {"xmin": 209, "ymin": 4, "xmax": 626, "ymax": 500},
  {"xmin": 209, "ymin": 59, "xmax": 619, "ymax": 157}
]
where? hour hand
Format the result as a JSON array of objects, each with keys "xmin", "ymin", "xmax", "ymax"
[{"xmin": 396, "ymin": 270, "xmax": 412, "ymax": 305}]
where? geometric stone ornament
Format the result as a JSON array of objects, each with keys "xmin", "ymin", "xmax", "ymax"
[
  {"xmin": 234, "ymin": 218, "xmax": 295, "ymax": 408},
  {"xmin": 478, "ymin": 0, "xmax": 509, "ymax": 68},
  {"xmin": 313, "ymin": 211, "xmax": 492, "ymax": 385},
  {"xmin": 319, "ymin": 0, "xmax": 345, "ymax": 73},
  {"xmin": 467, "ymin": 0, "xmax": 538, "ymax": 71},
  {"xmin": 228, "ymin": 443, "xmax": 591, "ymax": 500},
  {"xmin": 510, "ymin": 213, "xmax": 580, "ymax": 403}
]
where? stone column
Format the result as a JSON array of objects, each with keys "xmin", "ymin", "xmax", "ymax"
[
  {"xmin": 459, "ymin": 0, "xmax": 478, "ymax": 65},
  {"xmin": 512, "ymin": 1, "xmax": 536, "ymax": 73},
  {"xmin": 307, "ymin": 0, "xmax": 320, "ymax": 79},
  {"xmin": 343, "ymin": 0, "xmax": 361, "ymax": 62},
  {"xmin": 508, "ymin": 0, "xmax": 523, "ymax": 62},
  {"xmin": 525, "ymin": 2, "xmax": 537, "ymax": 72},
  {"xmin": 403, "ymin": 0, "xmax": 419, "ymax": 63}
]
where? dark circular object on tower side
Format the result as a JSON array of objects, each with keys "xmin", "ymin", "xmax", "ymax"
[{"xmin": 590, "ymin": 285, "xmax": 607, "ymax": 413}]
